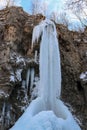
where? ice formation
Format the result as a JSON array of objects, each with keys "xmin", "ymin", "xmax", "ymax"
[
  {"xmin": 26, "ymin": 68, "xmax": 30, "ymax": 90},
  {"xmin": 34, "ymin": 50, "xmax": 38, "ymax": 62},
  {"xmin": 25, "ymin": 68, "xmax": 35, "ymax": 92},
  {"xmin": 30, "ymin": 68, "xmax": 35, "ymax": 91},
  {"xmin": 10, "ymin": 19, "xmax": 81, "ymax": 130}
]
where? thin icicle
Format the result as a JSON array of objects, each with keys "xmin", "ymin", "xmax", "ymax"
[
  {"xmin": 26, "ymin": 68, "xmax": 30, "ymax": 91},
  {"xmin": 6, "ymin": 104, "xmax": 11, "ymax": 127},
  {"xmin": 34, "ymin": 50, "xmax": 38, "ymax": 62},
  {"xmin": 1, "ymin": 102, "xmax": 6, "ymax": 130},
  {"xmin": 30, "ymin": 68, "xmax": 35, "ymax": 93},
  {"xmin": 21, "ymin": 80, "xmax": 26, "ymax": 89},
  {"xmin": 2, "ymin": 102, "xmax": 6, "ymax": 116}
]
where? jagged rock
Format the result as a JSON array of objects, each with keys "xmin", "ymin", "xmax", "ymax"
[{"xmin": 0, "ymin": 6, "xmax": 87, "ymax": 130}]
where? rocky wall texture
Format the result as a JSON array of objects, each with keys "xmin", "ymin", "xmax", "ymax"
[{"xmin": 0, "ymin": 6, "xmax": 87, "ymax": 130}]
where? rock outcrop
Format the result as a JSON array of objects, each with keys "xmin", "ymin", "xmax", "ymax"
[
  {"xmin": 0, "ymin": 6, "xmax": 87, "ymax": 130},
  {"xmin": 57, "ymin": 25, "xmax": 87, "ymax": 130}
]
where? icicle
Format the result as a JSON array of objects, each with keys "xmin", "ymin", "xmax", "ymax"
[
  {"xmin": 34, "ymin": 50, "xmax": 38, "ymax": 62},
  {"xmin": 2, "ymin": 102, "xmax": 5, "ymax": 118},
  {"xmin": 22, "ymin": 79, "xmax": 28, "ymax": 102},
  {"xmin": 31, "ymin": 19, "xmax": 50, "ymax": 48},
  {"xmin": 32, "ymin": 25, "xmax": 42, "ymax": 48},
  {"xmin": 6, "ymin": 104, "xmax": 11, "ymax": 127},
  {"xmin": 26, "ymin": 68, "xmax": 30, "ymax": 91},
  {"xmin": 30, "ymin": 68, "xmax": 35, "ymax": 93},
  {"xmin": 21, "ymin": 80, "xmax": 26, "ymax": 89},
  {"xmin": 1, "ymin": 102, "xmax": 6, "ymax": 130}
]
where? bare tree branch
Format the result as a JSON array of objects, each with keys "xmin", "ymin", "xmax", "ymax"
[
  {"xmin": 0, "ymin": 0, "xmax": 21, "ymax": 9},
  {"xmin": 65, "ymin": 0, "xmax": 87, "ymax": 27}
]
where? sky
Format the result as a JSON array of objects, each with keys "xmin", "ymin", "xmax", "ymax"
[
  {"xmin": 21, "ymin": 0, "xmax": 30, "ymax": 13},
  {"xmin": 21, "ymin": 0, "xmax": 66, "ymax": 14},
  {"xmin": 0, "ymin": 0, "xmax": 87, "ymax": 31},
  {"xmin": 0, "ymin": 0, "xmax": 66, "ymax": 13}
]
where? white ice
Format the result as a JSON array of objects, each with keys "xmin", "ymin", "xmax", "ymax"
[
  {"xmin": 30, "ymin": 68, "xmax": 35, "ymax": 92},
  {"xmin": 10, "ymin": 97, "xmax": 81, "ymax": 130},
  {"xmin": 26, "ymin": 68, "xmax": 30, "ymax": 90}
]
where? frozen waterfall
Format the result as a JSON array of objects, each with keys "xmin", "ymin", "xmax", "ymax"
[
  {"xmin": 10, "ymin": 19, "xmax": 81, "ymax": 130},
  {"xmin": 37, "ymin": 19, "xmax": 61, "ymax": 110}
]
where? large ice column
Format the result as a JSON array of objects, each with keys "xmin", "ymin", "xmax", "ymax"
[
  {"xmin": 32, "ymin": 19, "xmax": 61, "ymax": 109},
  {"xmin": 38, "ymin": 20, "xmax": 61, "ymax": 109}
]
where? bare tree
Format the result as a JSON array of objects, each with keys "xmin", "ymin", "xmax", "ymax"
[
  {"xmin": 65, "ymin": 0, "xmax": 87, "ymax": 14},
  {"xmin": 65, "ymin": 0, "xmax": 87, "ymax": 27},
  {"xmin": 66, "ymin": 0, "xmax": 87, "ymax": 9},
  {"xmin": 32, "ymin": 0, "xmax": 40, "ymax": 14},
  {"xmin": 31, "ymin": 0, "xmax": 48, "ymax": 15},
  {"xmin": 6, "ymin": 0, "xmax": 15, "ymax": 8},
  {"xmin": 0, "ymin": 0, "xmax": 21, "ymax": 9}
]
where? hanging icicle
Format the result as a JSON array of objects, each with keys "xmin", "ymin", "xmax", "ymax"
[
  {"xmin": 30, "ymin": 68, "xmax": 35, "ymax": 93},
  {"xmin": 1, "ymin": 101, "xmax": 6, "ymax": 130},
  {"xmin": 5, "ymin": 103, "xmax": 11, "ymax": 128},
  {"xmin": 34, "ymin": 50, "xmax": 38, "ymax": 63},
  {"xmin": 26, "ymin": 68, "xmax": 30, "ymax": 92},
  {"xmin": 32, "ymin": 25, "xmax": 42, "ymax": 48}
]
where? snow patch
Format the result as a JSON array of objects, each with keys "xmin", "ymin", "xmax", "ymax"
[
  {"xmin": 10, "ymin": 69, "xmax": 22, "ymax": 82},
  {"xmin": 16, "ymin": 56, "xmax": 26, "ymax": 66},
  {"xmin": 16, "ymin": 69, "xmax": 22, "ymax": 81},
  {"xmin": 10, "ymin": 52, "xmax": 26, "ymax": 66},
  {"xmin": 10, "ymin": 75, "xmax": 15, "ymax": 82},
  {"xmin": 0, "ymin": 90, "xmax": 9, "ymax": 98},
  {"xmin": 80, "ymin": 72, "xmax": 87, "ymax": 81}
]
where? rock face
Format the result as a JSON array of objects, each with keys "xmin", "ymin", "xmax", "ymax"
[
  {"xmin": 57, "ymin": 25, "xmax": 87, "ymax": 130},
  {"xmin": 0, "ymin": 6, "xmax": 87, "ymax": 130}
]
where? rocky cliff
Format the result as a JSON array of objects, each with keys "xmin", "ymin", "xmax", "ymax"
[{"xmin": 0, "ymin": 6, "xmax": 87, "ymax": 130}]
